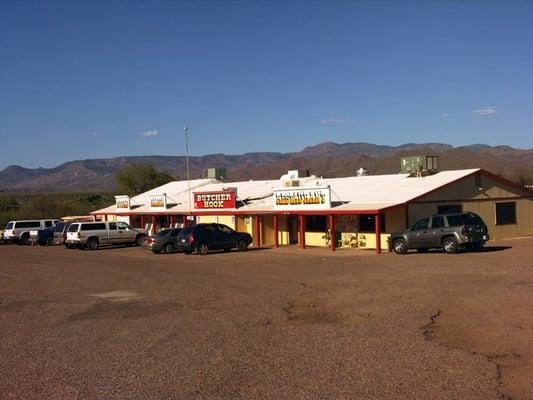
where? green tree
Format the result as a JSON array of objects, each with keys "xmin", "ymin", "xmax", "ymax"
[{"xmin": 115, "ymin": 164, "xmax": 175, "ymax": 194}]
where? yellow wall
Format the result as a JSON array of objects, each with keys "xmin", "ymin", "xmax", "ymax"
[
  {"xmin": 409, "ymin": 173, "xmax": 533, "ymax": 239},
  {"xmin": 196, "ymin": 215, "xmax": 236, "ymax": 229}
]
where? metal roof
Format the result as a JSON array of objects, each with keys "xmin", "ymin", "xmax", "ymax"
[{"xmin": 92, "ymin": 169, "xmax": 481, "ymax": 215}]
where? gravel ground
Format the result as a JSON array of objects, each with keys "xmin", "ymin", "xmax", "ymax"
[{"xmin": 1, "ymin": 238, "xmax": 532, "ymax": 400}]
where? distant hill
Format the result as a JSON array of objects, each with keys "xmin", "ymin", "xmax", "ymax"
[{"xmin": 1, "ymin": 142, "xmax": 532, "ymax": 193}]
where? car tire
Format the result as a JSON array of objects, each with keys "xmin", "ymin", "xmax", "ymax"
[
  {"xmin": 136, "ymin": 235, "xmax": 146, "ymax": 247},
  {"xmin": 18, "ymin": 234, "xmax": 30, "ymax": 246},
  {"xmin": 442, "ymin": 237, "xmax": 458, "ymax": 254},
  {"xmin": 237, "ymin": 240, "xmax": 248, "ymax": 252},
  {"xmin": 45, "ymin": 236, "xmax": 54, "ymax": 246},
  {"xmin": 196, "ymin": 243, "xmax": 209, "ymax": 255},
  {"xmin": 163, "ymin": 243, "xmax": 174, "ymax": 254},
  {"xmin": 392, "ymin": 238, "xmax": 407, "ymax": 254},
  {"xmin": 86, "ymin": 237, "xmax": 99, "ymax": 250}
]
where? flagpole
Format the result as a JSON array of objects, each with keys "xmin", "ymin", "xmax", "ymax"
[{"xmin": 184, "ymin": 126, "xmax": 192, "ymax": 218}]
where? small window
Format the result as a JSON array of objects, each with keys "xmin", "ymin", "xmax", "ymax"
[
  {"xmin": 118, "ymin": 222, "xmax": 129, "ymax": 230},
  {"xmin": 170, "ymin": 229, "xmax": 181, "ymax": 237},
  {"xmin": 109, "ymin": 222, "xmax": 117, "ymax": 230},
  {"xmin": 413, "ymin": 218, "xmax": 429, "ymax": 231},
  {"xmin": 496, "ymin": 202, "xmax": 516, "ymax": 225},
  {"xmin": 431, "ymin": 216, "xmax": 444, "ymax": 228},
  {"xmin": 437, "ymin": 205, "xmax": 463, "ymax": 214},
  {"xmin": 6, "ymin": 222, "xmax": 14, "ymax": 229},
  {"xmin": 45, "ymin": 221, "xmax": 53, "ymax": 228},
  {"xmin": 81, "ymin": 223, "xmax": 106, "ymax": 231},
  {"xmin": 359, "ymin": 214, "xmax": 386, "ymax": 232}
]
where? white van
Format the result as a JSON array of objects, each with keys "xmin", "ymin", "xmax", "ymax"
[
  {"xmin": 65, "ymin": 221, "xmax": 147, "ymax": 250},
  {"xmin": 4, "ymin": 220, "xmax": 60, "ymax": 244}
]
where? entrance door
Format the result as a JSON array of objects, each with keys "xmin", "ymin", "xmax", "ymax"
[{"xmin": 288, "ymin": 215, "xmax": 299, "ymax": 244}]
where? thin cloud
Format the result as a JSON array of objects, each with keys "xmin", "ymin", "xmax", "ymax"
[
  {"xmin": 141, "ymin": 130, "xmax": 159, "ymax": 137},
  {"xmin": 441, "ymin": 112, "xmax": 449, "ymax": 117},
  {"xmin": 320, "ymin": 118, "xmax": 357, "ymax": 125},
  {"xmin": 473, "ymin": 106, "xmax": 496, "ymax": 116}
]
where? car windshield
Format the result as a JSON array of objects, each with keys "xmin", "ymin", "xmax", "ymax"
[
  {"xmin": 54, "ymin": 222, "xmax": 65, "ymax": 233},
  {"xmin": 6, "ymin": 222, "xmax": 14, "ymax": 229},
  {"xmin": 67, "ymin": 224, "xmax": 79, "ymax": 232}
]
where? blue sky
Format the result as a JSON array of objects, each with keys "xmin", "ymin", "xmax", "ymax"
[{"xmin": 1, "ymin": 1, "xmax": 532, "ymax": 169}]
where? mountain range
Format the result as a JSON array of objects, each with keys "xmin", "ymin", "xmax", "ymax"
[{"xmin": 1, "ymin": 142, "xmax": 532, "ymax": 193}]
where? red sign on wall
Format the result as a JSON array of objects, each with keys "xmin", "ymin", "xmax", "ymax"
[{"xmin": 194, "ymin": 191, "xmax": 236, "ymax": 209}]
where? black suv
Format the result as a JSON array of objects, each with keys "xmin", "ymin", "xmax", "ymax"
[
  {"xmin": 177, "ymin": 223, "xmax": 253, "ymax": 255},
  {"xmin": 390, "ymin": 212, "xmax": 489, "ymax": 254}
]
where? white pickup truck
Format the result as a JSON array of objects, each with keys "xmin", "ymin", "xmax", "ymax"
[{"xmin": 65, "ymin": 221, "xmax": 147, "ymax": 250}]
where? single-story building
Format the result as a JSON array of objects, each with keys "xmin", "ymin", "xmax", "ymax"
[{"xmin": 91, "ymin": 166, "xmax": 533, "ymax": 254}]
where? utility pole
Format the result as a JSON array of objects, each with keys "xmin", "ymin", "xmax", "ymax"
[{"xmin": 184, "ymin": 126, "xmax": 192, "ymax": 218}]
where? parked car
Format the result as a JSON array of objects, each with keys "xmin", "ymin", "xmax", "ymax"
[
  {"xmin": 3, "ymin": 219, "xmax": 60, "ymax": 245},
  {"xmin": 144, "ymin": 228, "xmax": 182, "ymax": 254},
  {"xmin": 389, "ymin": 212, "xmax": 489, "ymax": 254},
  {"xmin": 176, "ymin": 223, "xmax": 253, "ymax": 255},
  {"xmin": 52, "ymin": 217, "xmax": 95, "ymax": 245},
  {"xmin": 65, "ymin": 221, "xmax": 147, "ymax": 250},
  {"xmin": 30, "ymin": 227, "xmax": 55, "ymax": 246}
]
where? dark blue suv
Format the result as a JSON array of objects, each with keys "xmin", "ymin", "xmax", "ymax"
[{"xmin": 177, "ymin": 223, "xmax": 253, "ymax": 255}]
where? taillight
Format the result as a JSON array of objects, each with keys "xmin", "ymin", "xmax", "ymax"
[
  {"xmin": 187, "ymin": 234, "xmax": 195, "ymax": 243},
  {"xmin": 461, "ymin": 227, "xmax": 468, "ymax": 236}
]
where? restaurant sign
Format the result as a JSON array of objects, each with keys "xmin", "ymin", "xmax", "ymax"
[
  {"xmin": 194, "ymin": 191, "xmax": 236, "ymax": 209},
  {"xmin": 149, "ymin": 194, "xmax": 167, "ymax": 210},
  {"xmin": 115, "ymin": 195, "xmax": 130, "ymax": 210},
  {"xmin": 273, "ymin": 186, "xmax": 331, "ymax": 210}
]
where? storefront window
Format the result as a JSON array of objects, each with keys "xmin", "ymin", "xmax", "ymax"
[
  {"xmin": 359, "ymin": 214, "xmax": 386, "ymax": 232},
  {"xmin": 305, "ymin": 215, "xmax": 327, "ymax": 232}
]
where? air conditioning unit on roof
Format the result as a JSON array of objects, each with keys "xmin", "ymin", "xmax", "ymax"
[{"xmin": 283, "ymin": 179, "xmax": 300, "ymax": 187}]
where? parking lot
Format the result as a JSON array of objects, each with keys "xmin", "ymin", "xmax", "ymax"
[{"xmin": 1, "ymin": 239, "xmax": 532, "ymax": 399}]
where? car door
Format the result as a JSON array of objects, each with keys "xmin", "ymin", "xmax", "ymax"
[
  {"xmin": 427, "ymin": 216, "xmax": 445, "ymax": 248},
  {"xmin": 107, "ymin": 222, "xmax": 121, "ymax": 243},
  {"xmin": 202, "ymin": 224, "xmax": 220, "ymax": 249},
  {"xmin": 218, "ymin": 224, "xmax": 236, "ymax": 249},
  {"xmin": 117, "ymin": 222, "xmax": 134, "ymax": 243},
  {"xmin": 409, "ymin": 218, "xmax": 431, "ymax": 248}
]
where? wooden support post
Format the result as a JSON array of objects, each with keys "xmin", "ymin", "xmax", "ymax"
[
  {"xmin": 152, "ymin": 215, "xmax": 157, "ymax": 235},
  {"xmin": 254, "ymin": 215, "xmax": 261, "ymax": 247},
  {"xmin": 375, "ymin": 213, "xmax": 381, "ymax": 255},
  {"xmin": 141, "ymin": 215, "xmax": 145, "ymax": 230},
  {"xmin": 329, "ymin": 214, "xmax": 335, "ymax": 252},
  {"xmin": 299, "ymin": 215, "xmax": 306, "ymax": 249},
  {"xmin": 273, "ymin": 214, "xmax": 279, "ymax": 248}
]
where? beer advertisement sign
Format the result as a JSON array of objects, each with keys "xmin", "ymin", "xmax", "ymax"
[
  {"xmin": 149, "ymin": 194, "xmax": 167, "ymax": 209},
  {"xmin": 273, "ymin": 186, "xmax": 331, "ymax": 210},
  {"xmin": 115, "ymin": 195, "xmax": 130, "ymax": 210},
  {"xmin": 194, "ymin": 191, "xmax": 236, "ymax": 209}
]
